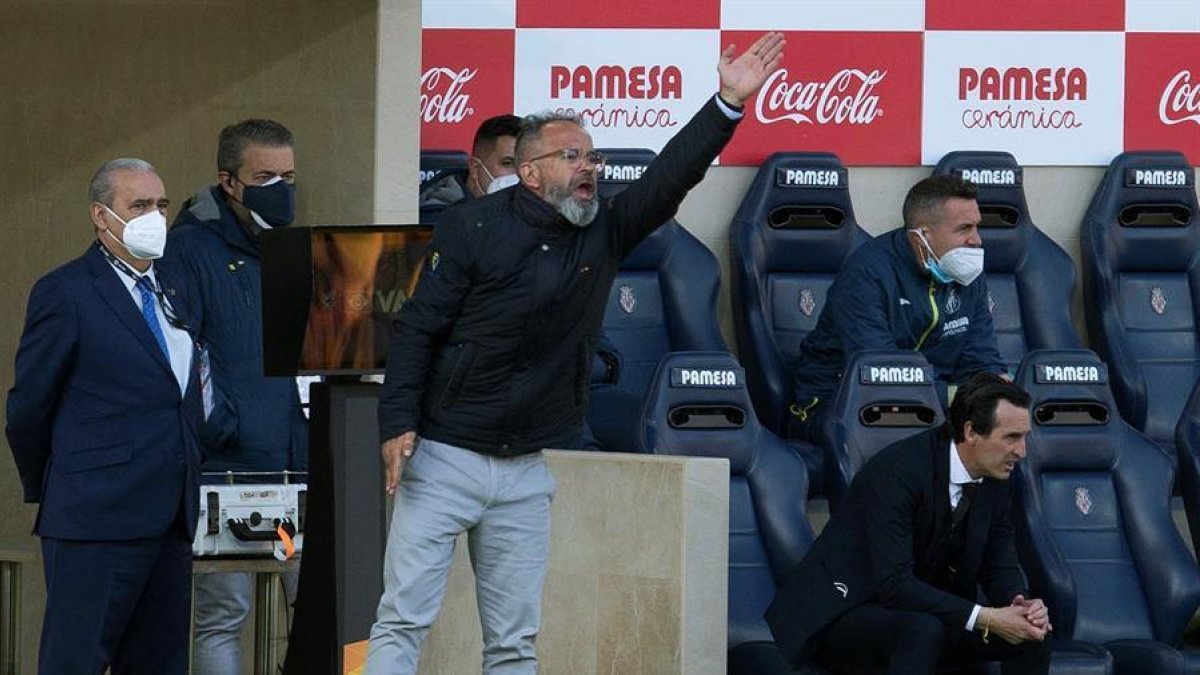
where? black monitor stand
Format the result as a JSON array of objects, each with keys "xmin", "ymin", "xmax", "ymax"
[{"xmin": 284, "ymin": 379, "xmax": 387, "ymax": 674}]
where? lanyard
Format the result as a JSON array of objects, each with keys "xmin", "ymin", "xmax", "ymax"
[{"xmin": 96, "ymin": 241, "xmax": 194, "ymax": 335}]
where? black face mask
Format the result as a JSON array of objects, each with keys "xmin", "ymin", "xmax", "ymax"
[{"xmin": 238, "ymin": 176, "xmax": 296, "ymax": 227}]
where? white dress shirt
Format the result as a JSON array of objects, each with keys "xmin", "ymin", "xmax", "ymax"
[
  {"xmin": 949, "ymin": 440, "xmax": 985, "ymax": 631},
  {"xmin": 107, "ymin": 260, "xmax": 194, "ymax": 394}
]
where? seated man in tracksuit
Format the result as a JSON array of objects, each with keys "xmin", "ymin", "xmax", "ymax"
[{"xmin": 788, "ymin": 175, "xmax": 1006, "ymax": 446}]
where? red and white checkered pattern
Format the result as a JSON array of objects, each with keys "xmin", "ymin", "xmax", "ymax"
[{"xmin": 420, "ymin": 0, "xmax": 1200, "ymax": 165}]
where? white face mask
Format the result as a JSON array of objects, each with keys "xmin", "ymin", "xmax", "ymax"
[
  {"xmin": 103, "ymin": 206, "xmax": 167, "ymax": 260},
  {"xmin": 914, "ymin": 229, "xmax": 984, "ymax": 286},
  {"xmin": 938, "ymin": 246, "xmax": 985, "ymax": 286},
  {"xmin": 474, "ymin": 159, "xmax": 519, "ymax": 195},
  {"xmin": 486, "ymin": 173, "xmax": 520, "ymax": 194}
]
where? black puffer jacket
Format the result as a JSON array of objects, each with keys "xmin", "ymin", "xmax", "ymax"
[{"xmin": 379, "ymin": 97, "xmax": 738, "ymax": 456}]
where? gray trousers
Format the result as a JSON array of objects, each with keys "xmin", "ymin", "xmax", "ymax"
[{"xmin": 365, "ymin": 439, "xmax": 555, "ymax": 675}]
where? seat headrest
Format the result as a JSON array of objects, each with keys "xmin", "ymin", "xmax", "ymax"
[
  {"xmin": 933, "ymin": 151, "xmax": 1030, "ymax": 221},
  {"xmin": 1085, "ymin": 151, "xmax": 1199, "ymax": 269},
  {"xmin": 731, "ymin": 152, "xmax": 864, "ymax": 272},
  {"xmin": 1088, "ymin": 151, "xmax": 1198, "ymax": 223},
  {"xmin": 640, "ymin": 351, "xmax": 760, "ymax": 473},
  {"xmin": 596, "ymin": 148, "xmax": 657, "ymax": 199},
  {"xmin": 933, "ymin": 151, "xmax": 1035, "ymax": 272},
  {"xmin": 1015, "ymin": 349, "xmax": 1119, "ymax": 469},
  {"xmin": 830, "ymin": 348, "xmax": 940, "ymax": 408},
  {"xmin": 419, "ymin": 149, "xmax": 470, "ymax": 184}
]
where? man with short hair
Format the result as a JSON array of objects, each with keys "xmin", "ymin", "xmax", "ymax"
[
  {"xmin": 160, "ymin": 118, "xmax": 308, "ymax": 674},
  {"xmin": 8, "ymin": 158, "xmax": 203, "ymax": 674},
  {"xmin": 467, "ymin": 114, "xmax": 522, "ymax": 197},
  {"xmin": 767, "ymin": 373, "xmax": 1052, "ymax": 674},
  {"xmin": 367, "ymin": 33, "xmax": 786, "ymax": 674},
  {"xmin": 420, "ymin": 114, "xmax": 522, "ymax": 211},
  {"xmin": 788, "ymin": 175, "xmax": 1006, "ymax": 444}
]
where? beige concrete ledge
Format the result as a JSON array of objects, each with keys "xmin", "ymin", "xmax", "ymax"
[{"xmin": 418, "ymin": 450, "xmax": 730, "ymax": 675}]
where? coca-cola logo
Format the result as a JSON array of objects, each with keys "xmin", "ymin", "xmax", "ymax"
[
  {"xmin": 420, "ymin": 67, "xmax": 476, "ymax": 124},
  {"xmin": 959, "ymin": 67, "xmax": 1087, "ymax": 101},
  {"xmin": 1159, "ymin": 70, "xmax": 1200, "ymax": 126},
  {"xmin": 755, "ymin": 68, "xmax": 885, "ymax": 126}
]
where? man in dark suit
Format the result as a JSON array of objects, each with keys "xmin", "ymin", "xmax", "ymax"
[
  {"xmin": 767, "ymin": 373, "xmax": 1051, "ymax": 674},
  {"xmin": 7, "ymin": 158, "xmax": 204, "ymax": 674}
]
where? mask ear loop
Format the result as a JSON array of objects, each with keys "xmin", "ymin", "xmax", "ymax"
[
  {"xmin": 913, "ymin": 228, "xmax": 940, "ymax": 266},
  {"xmin": 471, "ymin": 157, "xmax": 495, "ymax": 196}
]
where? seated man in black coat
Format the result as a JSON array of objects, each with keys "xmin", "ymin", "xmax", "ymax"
[{"xmin": 767, "ymin": 373, "xmax": 1051, "ymax": 674}]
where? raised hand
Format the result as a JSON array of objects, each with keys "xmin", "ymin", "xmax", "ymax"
[{"xmin": 718, "ymin": 31, "xmax": 786, "ymax": 108}]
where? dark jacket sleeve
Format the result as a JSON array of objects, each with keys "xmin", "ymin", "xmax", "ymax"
[
  {"xmin": 828, "ymin": 258, "xmax": 903, "ymax": 355},
  {"xmin": 5, "ymin": 275, "xmax": 78, "ymax": 503},
  {"xmin": 609, "ymin": 96, "xmax": 740, "ymax": 258},
  {"xmin": 863, "ymin": 461, "xmax": 978, "ymax": 630},
  {"xmin": 955, "ymin": 275, "xmax": 1006, "ymax": 377},
  {"xmin": 791, "ymin": 258, "xmax": 898, "ymax": 400},
  {"xmin": 978, "ymin": 482, "xmax": 1029, "ymax": 605},
  {"xmin": 377, "ymin": 213, "xmax": 475, "ymax": 441},
  {"xmin": 159, "ymin": 234, "xmax": 236, "ymax": 453}
]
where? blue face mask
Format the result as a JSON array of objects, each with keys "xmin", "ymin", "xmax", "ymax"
[
  {"xmin": 926, "ymin": 256, "xmax": 954, "ymax": 284},
  {"xmin": 240, "ymin": 176, "xmax": 296, "ymax": 227}
]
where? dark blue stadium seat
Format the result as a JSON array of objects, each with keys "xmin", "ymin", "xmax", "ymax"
[
  {"xmin": 1013, "ymin": 348, "xmax": 1200, "ymax": 675},
  {"xmin": 931, "ymin": 151, "xmax": 1082, "ymax": 371},
  {"xmin": 818, "ymin": 350, "xmax": 945, "ymax": 506},
  {"xmin": 730, "ymin": 152, "xmax": 872, "ymax": 438},
  {"xmin": 417, "ymin": 149, "xmax": 470, "ymax": 225},
  {"xmin": 588, "ymin": 149, "xmax": 728, "ymax": 452},
  {"xmin": 1173, "ymin": 379, "xmax": 1200, "ymax": 561},
  {"xmin": 1081, "ymin": 151, "xmax": 1200, "ymax": 450},
  {"xmin": 638, "ymin": 352, "xmax": 815, "ymax": 675}
]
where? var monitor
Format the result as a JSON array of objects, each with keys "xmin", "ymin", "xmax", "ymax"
[{"xmin": 260, "ymin": 224, "xmax": 433, "ymax": 376}]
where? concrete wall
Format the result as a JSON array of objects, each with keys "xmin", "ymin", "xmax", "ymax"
[
  {"xmin": 0, "ymin": 2, "xmax": 386, "ymax": 671},
  {"xmin": 415, "ymin": 452, "xmax": 730, "ymax": 675}
]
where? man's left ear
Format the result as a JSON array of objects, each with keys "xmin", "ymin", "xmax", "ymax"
[
  {"xmin": 961, "ymin": 420, "xmax": 977, "ymax": 444},
  {"xmin": 518, "ymin": 163, "xmax": 538, "ymax": 190}
]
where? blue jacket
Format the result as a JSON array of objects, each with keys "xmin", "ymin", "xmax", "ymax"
[
  {"xmin": 162, "ymin": 186, "xmax": 308, "ymax": 475},
  {"xmin": 6, "ymin": 245, "xmax": 205, "ymax": 540},
  {"xmin": 792, "ymin": 227, "xmax": 1005, "ymax": 408}
]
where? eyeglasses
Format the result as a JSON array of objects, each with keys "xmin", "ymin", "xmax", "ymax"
[{"xmin": 525, "ymin": 147, "xmax": 606, "ymax": 170}]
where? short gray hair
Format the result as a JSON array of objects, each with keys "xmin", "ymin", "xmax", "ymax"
[
  {"xmin": 515, "ymin": 110, "xmax": 585, "ymax": 162},
  {"xmin": 89, "ymin": 157, "xmax": 157, "ymax": 206}
]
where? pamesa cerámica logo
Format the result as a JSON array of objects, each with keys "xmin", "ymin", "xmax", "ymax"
[
  {"xmin": 548, "ymin": 63, "xmax": 683, "ymax": 129},
  {"xmin": 957, "ymin": 66, "xmax": 1088, "ymax": 130}
]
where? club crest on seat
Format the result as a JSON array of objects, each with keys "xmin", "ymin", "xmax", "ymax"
[
  {"xmin": 619, "ymin": 284, "xmax": 637, "ymax": 314},
  {"xmin": 799, "ymin": 288, "xmax": 816, "ymax": 317},
  {"xmin": 1074, "ymin": 487, "xmax": 1093, "ymax": 516}
]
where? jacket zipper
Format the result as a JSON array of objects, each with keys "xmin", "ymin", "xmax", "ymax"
[{"xmin": 914, "ymin": 278, "xmax": 939, "ymax": 351}]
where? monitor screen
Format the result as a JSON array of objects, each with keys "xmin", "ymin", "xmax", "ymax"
[{"xmin": 261, "ymin": 225, "xmax": 433, "ymax": 376}]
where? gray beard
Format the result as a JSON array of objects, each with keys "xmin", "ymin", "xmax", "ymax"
[{"xmin": 547, "ymin": 184, "xmax": 599, "ymax": 227}]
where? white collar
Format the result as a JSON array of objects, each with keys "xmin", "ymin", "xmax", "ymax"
[
  {"xmin": 106, "ymin": 256, "xmax": 156, "ymax": 294},
  {"xmin": 949, "ymin": 439, "xmax": 980, "ymax": 486}
]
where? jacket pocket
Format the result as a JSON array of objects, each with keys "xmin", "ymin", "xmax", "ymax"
[
  {"xmin": 574, "ymin": 336, "xmax": 597, "ymax": 407},
  {"xmin": 439, "ymin": 342, "xmax": 478, "ymax": 409},
  {"xmin": 60, "ymin": 441, "xmax": 133, "ymax": 474}
]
